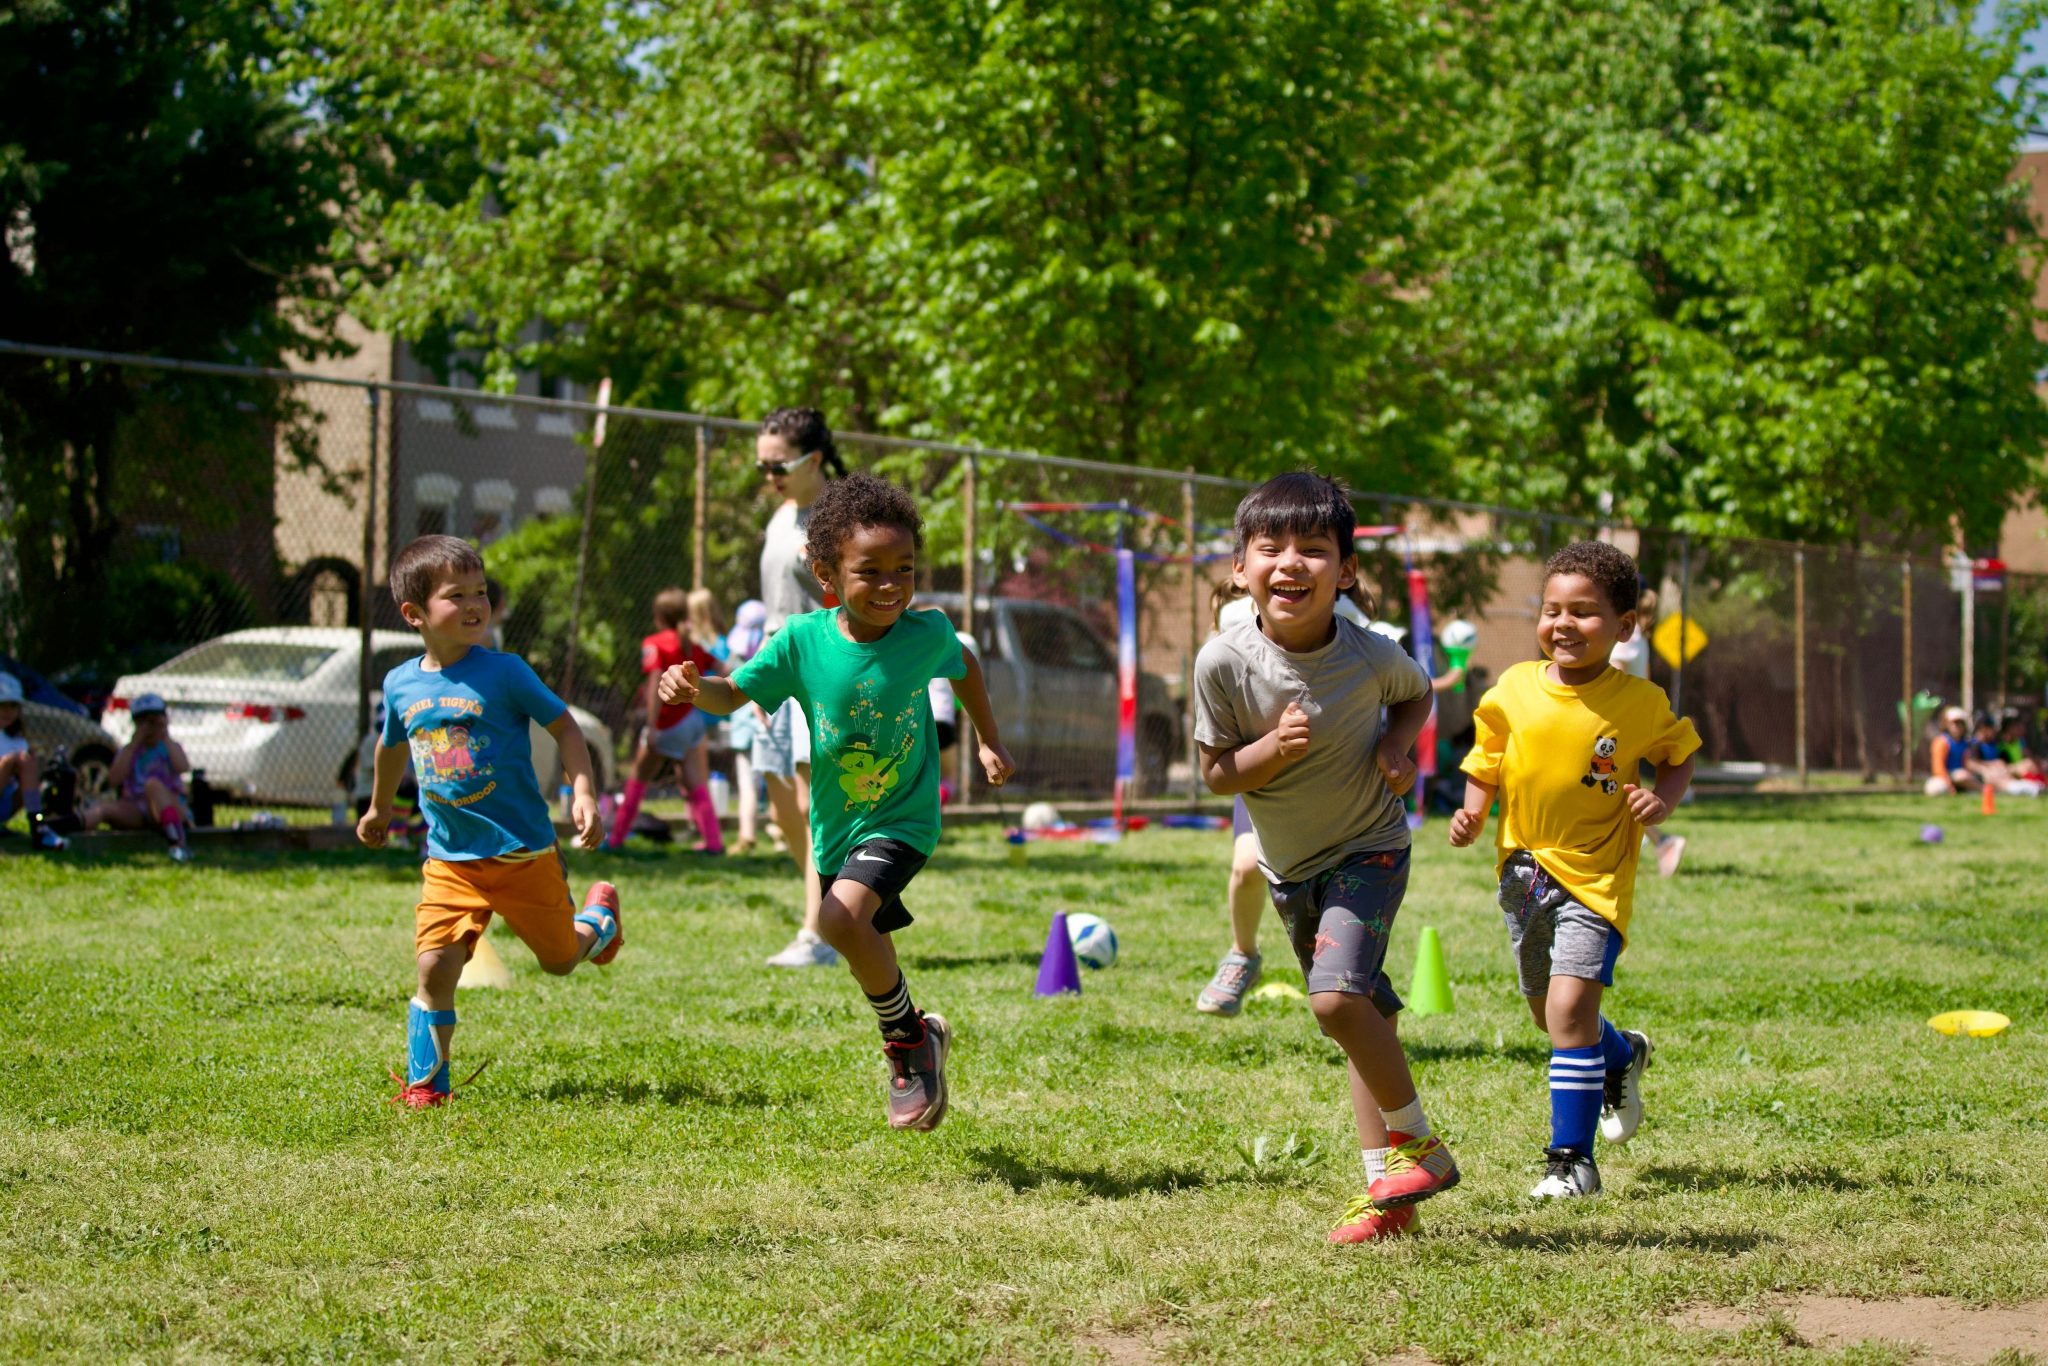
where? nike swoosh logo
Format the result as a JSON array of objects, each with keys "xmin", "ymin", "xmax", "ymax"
[{"xmin": 854, "ymin": 850, "xmax": 888, "ymax": 863}]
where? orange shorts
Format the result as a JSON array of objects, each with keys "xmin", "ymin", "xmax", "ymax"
[{"xmin": 415, "ymin": 850, "xmax": 579, "ymax": 964}]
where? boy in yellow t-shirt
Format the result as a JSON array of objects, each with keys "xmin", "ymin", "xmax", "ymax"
[{"xmin": 1449, "ymin": 541, "xmax": 1699, "ymax": 1200}]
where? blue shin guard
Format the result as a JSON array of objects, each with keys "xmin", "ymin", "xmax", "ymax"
[
  {"xmin": 573, "ymin": 906, "xmax": 618, "ymax": 962},
  {"xmin": 407, "ymin": 1000, "xmax": 457, "ymax": 1095}
]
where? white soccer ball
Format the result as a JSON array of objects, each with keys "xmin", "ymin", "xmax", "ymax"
[
  {"xmin": 1441, "ymin": 618, "xmax": 1478, "ymax": 651},
  {"xmin": 1022, "ymin": 801, "xmax": 1063, "ymax": 831},
  {"xmin": 1065, "ymin": 913, "xmax": 1119, "ymax": 970}
]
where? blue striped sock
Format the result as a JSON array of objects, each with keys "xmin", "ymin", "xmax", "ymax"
[
  {"xmin": 1549, "ymin": 1045, "xmax": 1604, "ymax": 1152},
  {"xmin": 1599, "ymin": 1017, "xmax": 1634, "ymax": 1075}
]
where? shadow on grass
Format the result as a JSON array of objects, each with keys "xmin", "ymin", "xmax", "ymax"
[
  {"xmin": 1677, "ymin": 860, "xmax": 1776, "ymax": 881},
  {"xmin": 526, "ymin": 1073, "xmax": 809, "ymax": 1109},
  {"xmin": 900, "ymin": 949, "xmax": 1043, "ymax": 971},
  {"xmin": 1482, "ymin": 1225, "xmax": 1774, "ymax": 1254},
  {"xmin": 968, "ymin": 1145, "xmax": 1211, "ymax": 1200},
  {"xmin": 1405, "ymin": 1038, "xmax": 1551, "ymax": 1066},
  {"xmin": 1635, "ymin": 1163, "xmax": 1864, "ymax": 1193}
]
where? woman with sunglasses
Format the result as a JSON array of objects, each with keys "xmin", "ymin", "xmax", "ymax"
[{"xmin": 754, "ymin": 406, "xmax": 848, "ymax": 968}]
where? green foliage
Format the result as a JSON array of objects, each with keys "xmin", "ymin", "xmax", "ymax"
[
  {"xmin": 0, "ymin": 0, "xmax": 346, "ymax": 663},
  {"xmin": 1412, "ymin": 0, "xmax": 2048, "ymax": 549}
]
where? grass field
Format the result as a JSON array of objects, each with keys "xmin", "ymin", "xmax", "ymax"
[{"xmin": 2, "ymin": 796, "xmax": 2045, "ymax": 1363}]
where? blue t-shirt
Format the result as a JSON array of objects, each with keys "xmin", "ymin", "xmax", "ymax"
[{"xmin": 380, "ymin": 647, "xmax": 567, "ymax": 860}]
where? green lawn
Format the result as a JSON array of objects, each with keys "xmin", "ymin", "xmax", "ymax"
[{"xmin": 2, "ymin": 797, "xmax": 2044, "ymax": 1363}]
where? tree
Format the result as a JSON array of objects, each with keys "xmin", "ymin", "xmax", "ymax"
[
  {"xmin": 1412, "ymin": 0, "xmax": 2048, "ymax": 551},
  {"xmin": 294, "ymin": 0, "xmax": 1441, "ymax": 483},
  {"xmin": 0, "ymin": 0, "xmax": 346, "ymax": 665}
]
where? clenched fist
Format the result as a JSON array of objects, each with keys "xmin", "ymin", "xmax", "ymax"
[
  {"xmin": 1447, "ymin": 807, "xmax": 1485, "ymax": 848},
  {"xmin": 1275, "ymin": 702, "xmax": 1311, "ymax": 760},
  {"xmin": 1622, "ymin": 783, "xmax": 1669, "ymax": 826},
  {"xmin": 657, "ymin": 661, "xmax": 700, "ymax": 707}
]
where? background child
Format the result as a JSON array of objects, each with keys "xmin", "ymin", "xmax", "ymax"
[
  {"xmin": 1194, "ymin": 471, "xmax": 1458, "ymax": 1244},
  {"xmin": 81, "ymin": 693, "xmax": 192, "ymax": 861},
  {"xmin": 724, "ymin": 600, "xmax": 770, "ymax": 853},
  {"xmin": 658, "ymin": 472, "xmax": 1015, "ymax": 1132},
  {"xmin": 609, "ymin": 587, "xmax": 724, "ymax": 853},
  {"xmin": 0, "ymin": 672, "xmax": 67, "ymax": 851},
  {"xmin": 1450, "ymin": 540, "xmax": 1699, "ymax": 1200},
  {"xmin": 359, "ymin": 534, "xmax": 621, "ymax": 1109},
  {"xmin": 1925, "ymin": 706, "xmax": 1980, "ymax": 796}
]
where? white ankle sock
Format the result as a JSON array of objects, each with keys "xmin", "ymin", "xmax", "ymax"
[
  {"xmin": 1379, "ymin": 1097, "xmax": 1429, "ymax": 1140},
  {"xmin": 1362, "ymin": 1147, "xmax": 1389, "ymax": 1184}
]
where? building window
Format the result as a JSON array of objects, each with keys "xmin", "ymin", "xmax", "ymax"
[
  {"xmin": 414, "ymin": 473, "xmax": 462, "ymax": 540},
  {"xmin": 472, "ymin": 479, "xmax": 516, "ymax": 545}
]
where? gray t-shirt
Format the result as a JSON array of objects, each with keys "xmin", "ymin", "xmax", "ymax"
[
  {"xmin": 760, "ymin": 499, "xmax": 825, "ymax": 632},
  {"xmin": 1194, "ymin": 615, "xmax": 1432, "ymax": 884}
]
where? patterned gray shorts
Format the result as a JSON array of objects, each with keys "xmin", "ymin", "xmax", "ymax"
[
  {"xmin": 1497, "ymin": 850, "xmax": 1622, "ymax": 997},
  {"xmin": 1267, "ymin": 847, "xmax": 1408, "ymax": 1014}
]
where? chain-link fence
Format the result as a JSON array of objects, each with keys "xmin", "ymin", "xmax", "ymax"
[{"xmin": 4, "ymin": 339, "xmax": 2042, "ymax": 831}]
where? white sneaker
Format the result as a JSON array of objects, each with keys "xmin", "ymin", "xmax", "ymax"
[
  {"xmin": 1530, "ymin": 1147, "xmax": 1601, "ymax": 1200},
  {"xmin": 766, "ymin": 929, "xmax": 839, "ymax": 968},
  {"xmin": 1600, "ymin": 1029, "xmax": 1653, "ymax": 1145},
  {"xmin": 1655, "ymin": 834, "xmax": 1687, "ymax": 878}
]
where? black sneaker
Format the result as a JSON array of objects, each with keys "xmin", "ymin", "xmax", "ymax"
[{"xmin": 1530, "ymin": 1146, "xmax": 1601, "ymax": 1200}]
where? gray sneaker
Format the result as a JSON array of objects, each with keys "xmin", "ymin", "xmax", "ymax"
[
  {"xmin": 1600, "ymin": 1029, "xmax": 1653, "ymax": 1145},
  {"xmin": 883, "ymin": 1013, "xmax": 950, "ymax": 1131},
  {"xmin": 1196, "ymin": 951, "xmax": 1262, "ymax": 1016}
]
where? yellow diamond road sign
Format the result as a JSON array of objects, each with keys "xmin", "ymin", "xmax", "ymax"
[{"xmin": 1652, "ymin": 613, "xmax": 1707, "ymax": 670}]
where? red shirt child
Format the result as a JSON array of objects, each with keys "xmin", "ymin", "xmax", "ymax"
[{"xmin": 641, "ymin": 629, "xmax": 719, "ymax": 732}]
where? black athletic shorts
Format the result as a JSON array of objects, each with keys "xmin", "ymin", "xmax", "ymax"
[{"xmin": 818, "ymin": 837, "xmax": 929, "ymax": 934}]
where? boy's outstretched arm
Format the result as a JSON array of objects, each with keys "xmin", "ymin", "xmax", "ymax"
[
  {"xmin": 547, "ymin": 712, "xmax": 604, "ymax": 851},
  {"xmin": 656, "ymin": 661, "xmax": 749, "ymax": 716},
  {"xmin": 951, "ymin": 650, "xmax": 1015, "ymax": 785},
  {"xmin": 1624, "ymin": 755, "xmax": 1695, "ymax": 827},
  {"xmin": 356, "ymin": 742, "xmax": 411, "ymax": 848},
  {"xmin": 1448, "ymin": 777, "xmax": 1496, "ymax": 847}
]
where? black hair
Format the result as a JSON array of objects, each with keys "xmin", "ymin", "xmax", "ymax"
[
  {"xmin": 762, "ymin": 406, "xmax": 847, "ymax": 478},
  {"xmin": 391, "ymin": 535, "xmax": 486, "ymax": 614},
  {"xmin": 803, "ymin": 471, "xmax": 922, "ymax": 569},
  {"xmin": 1543, "ymin": 541, "xmax": 1640, "ymax": 616},
  {"xmin": 1232, "ymin": 471, "xmax": 1357, "ymax": 559}
]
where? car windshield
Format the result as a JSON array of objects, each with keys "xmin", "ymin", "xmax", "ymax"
[{"xmin": 151, "ymin": 641, "xmax": 337, "ymax": 683}]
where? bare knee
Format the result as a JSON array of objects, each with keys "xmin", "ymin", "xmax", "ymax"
[
  {"xmin": 1310, "ymin": 990, "xmax": 1368, "ymax": 1035},
  {"xmin": 536, "ymin": 956, "xmax": 578, "ymax": 977},
  {"xmin": 416, "ymin": 946, "xmax": 467, "ymax": 998}
]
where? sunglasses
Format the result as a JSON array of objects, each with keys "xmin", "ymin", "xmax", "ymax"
[{"xmin": 755, "ymin": 451, "xmax": 818, "ymax": 478}]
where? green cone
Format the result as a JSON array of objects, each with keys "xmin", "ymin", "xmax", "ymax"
[{"xmin": 1407, "ymin": 926, "xmax": 1454, "ymax": 1017}]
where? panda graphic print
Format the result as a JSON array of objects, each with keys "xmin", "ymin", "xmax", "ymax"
[{"xmin": 1581, "ymin": 735, "xmax": 1620, "ymax": 795}]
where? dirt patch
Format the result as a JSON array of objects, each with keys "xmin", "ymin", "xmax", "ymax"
[
  {"xmin": 1073, "ymin": 1331, "xmax": 1169, "ymax": 1365},
  {"xmin": 1672, "ymin": 1295, "xmax": 2048, "ymax": 1362}
]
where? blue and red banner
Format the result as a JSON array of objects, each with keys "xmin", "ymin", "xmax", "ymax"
[
  {"xmin": 1406, "ymin": 564, "xmax": 1437, "ymax": 780},
  {"xmin": 1114, "ymin": 548, "xmax": 1139, "ymax": 824}
]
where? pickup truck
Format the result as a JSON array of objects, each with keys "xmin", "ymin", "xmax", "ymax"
[{"xmin": 917, "ymin": 593, "xmax": 1180, "ymax": 795}]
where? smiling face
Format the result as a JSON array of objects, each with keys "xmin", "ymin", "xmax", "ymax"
[
  {"xmin": 403, "ymin": 566, "xmax": 493, "ymax": 653},
  {"xmin": 1233, "ymin": 527, "xmax": 1355, "ymax": 649},
  {"xmin": 817, "ymin": 522, "xmax": 917, "ymax": 640},
  {"xmin": 1538, "ymin": 572, "xmax": 1635, "ymax": 678},
  {"xmin": 755, "ymin": 432, "xmax": 825, "ymax": 506}
]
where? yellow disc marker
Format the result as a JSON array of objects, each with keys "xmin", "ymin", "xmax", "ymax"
[{"xmin": 1927, "ymin": 1010, "xmax": 2010, "ymax": 1038}]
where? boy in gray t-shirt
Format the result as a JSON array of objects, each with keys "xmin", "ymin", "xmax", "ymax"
[{"xmin": 1193, "ymin": 471, "xmax": 1460, "ymax": 1245}]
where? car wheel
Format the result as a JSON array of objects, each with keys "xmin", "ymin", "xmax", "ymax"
[{"xmin": 71, "ymin": 745, "xmax": 114, "ymax": 803}]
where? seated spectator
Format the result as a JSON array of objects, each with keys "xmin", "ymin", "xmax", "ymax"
[
  {"xmin": 1998, "ymin": 711, "xmax": 2044, "ymax": 783},
  {"xmin": 81, "ymin": 694, "xmax": 195, "ymax": 860},
  {"xmin": 1925, "ymin": 707, "xmax": 1980, "ymax": 796},
  {"xmin": 1969, "ymin": 710, "xmax": 2044, "ymax": 797}
]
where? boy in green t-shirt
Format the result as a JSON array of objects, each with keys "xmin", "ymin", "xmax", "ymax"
[{"xmin": 659, "ymin": 472, "xmax": 1016, "ymax": 1131}]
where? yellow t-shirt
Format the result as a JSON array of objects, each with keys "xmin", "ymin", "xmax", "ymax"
[{"xmin": 1461, "ymin": 660, "xmax": 1701, "ymax": 937}]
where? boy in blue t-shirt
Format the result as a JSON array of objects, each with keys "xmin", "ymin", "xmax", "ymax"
[
  {"xmin": 359, "ymin": 535, "xmax": 623, "ymax": 1108},
  {"xmin": 658, "ymin": 473, "xmax": 1016, "ymax": 1132}
]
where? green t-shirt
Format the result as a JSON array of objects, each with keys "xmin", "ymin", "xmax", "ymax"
[{"xmin": 731, "ymin": 607, "xmax": 966, "ymax": 873}]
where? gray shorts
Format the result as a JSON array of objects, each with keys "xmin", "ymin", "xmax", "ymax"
[
  {"xmin": 751, "ymin": 699, "xmax": 811, "ymax": 779},
  {"xmin": 1497, "ymin": 850, "xmax": 1623, "ymax": 997},
  {"xmin": 1267, "ymin": 847, "xmax": 1408, "ymax": 1014},
  {"xmin": 648, "ymin": 709, "xmax": 711, "ymax": 760}
]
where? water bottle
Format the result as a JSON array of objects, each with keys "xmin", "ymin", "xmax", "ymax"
[
  {"xmin": 708, "ymin": 772, "xmax": 731, "ymax": 818},
  {"xmin": 1007, "ymin": 829, "xmax": 1028, "ymax": 868},
  {"xmin": 559, "ymin": 783, "xmax": 574, "ymax": 822}
]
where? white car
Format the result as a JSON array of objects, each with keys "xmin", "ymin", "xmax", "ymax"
[{"xmin": 106, "ymin": 628, "xmax": 614, "ymax": 807}]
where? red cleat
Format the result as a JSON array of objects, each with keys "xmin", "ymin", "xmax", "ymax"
[
  {"xmin": 1367, "ymin": 1131, "xmax": 1461, "ymax": 1209},
  {"xmin": 388, "ymin": 1070, "xmax": 449, "ymax": 1109},
  {"xmin": 1329, "ymin": 1196, "xmax": 1419, "ymax": 1244},
  {"xmin": 583, "ymin": 882, "xmax": 623, "ymax": 965}
]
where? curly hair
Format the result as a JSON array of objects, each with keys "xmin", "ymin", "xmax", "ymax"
[
  {"xmin": 761, "ymin": 406, "xmax": 847, "ymax": 478},
  {"xmin": 803, "ymin": 471, "xmax": 923, "ymax": 569},
  {"xmin": 1543, "ymin": 540, "xmax": 1640, "ymax": 616}
]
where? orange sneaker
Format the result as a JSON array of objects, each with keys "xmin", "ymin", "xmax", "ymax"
[
  {"xmin": 1368, "ymin": 1131, "xmax": 1461, "ymax": 1209},
  {"xmin": 581, "ymin": 882, "xmax": 623, "ymax": 965},
  {"xmin": 1329, "ymin": 1195, "xmax": 1418, "ymax": 1244}
]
